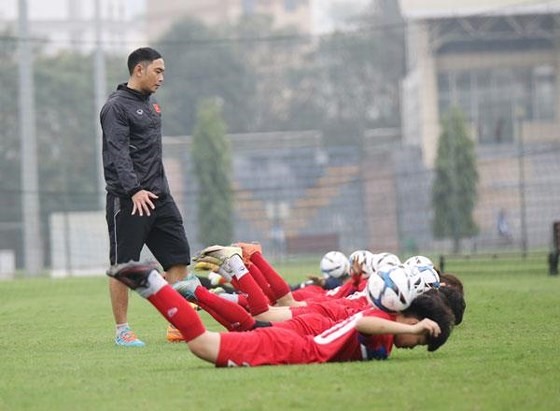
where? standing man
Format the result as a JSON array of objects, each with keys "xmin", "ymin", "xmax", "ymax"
[{"xmin": 100, "ymin": 47, "xmax": 190, "ymax": 346}]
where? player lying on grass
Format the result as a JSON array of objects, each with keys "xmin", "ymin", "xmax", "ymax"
[
  {"xmin": 185, "ymin": 245, "xmax": 374, "ymax": 323},
  {"xmin": 194, "ymin": 244, "xmax": 402, "ymax": 310},
  {"xmin": 194, "ymin": 248, "xmax": 353, "ymax": 311},
  {"xmin": 174, "ymin": 255, "xmax": 369, "ymax": 329},
  {"xmin": 197, "ymin": 245, "xmax": 453, "ymax": 311},
  {"xmin": 289, "ymin": 250, "xmax": 351, "ymax": 298},
  {"xmin": 107, "ymin": 261, "xmax": 454, "ymax": 367},
  {"xmin": 288, "ymin": 249, "xmax": 402, "ymax": 304},
  {"xmin": 195, "ymin": 244, "xmax": 383, "ymax": 309},
  {"xmin": 175, "ymin": 246, "xmax": 465, "ymax": 330},
  {"xmin": 187, "ymin": 246, "xmax": 380, "ymax": 325},
  {"xmin": 189, "ymin": 245, "xmax": 465, "ymax": 327}
]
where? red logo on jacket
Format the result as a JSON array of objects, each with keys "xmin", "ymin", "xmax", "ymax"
[{"xmin": 153, "ymin": 103, "xmax": 161, "ymax": 113}]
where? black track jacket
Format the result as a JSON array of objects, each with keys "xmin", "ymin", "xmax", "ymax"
[{"xmin": 100, "ymin": 83, "xmax": 170, "ymax": 198}]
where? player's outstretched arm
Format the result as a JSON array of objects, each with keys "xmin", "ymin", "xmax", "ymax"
[{"xmin": 355, "ymin": 316, "xmax": 441, "ymax": 337}]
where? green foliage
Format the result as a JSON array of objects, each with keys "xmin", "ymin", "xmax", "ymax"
[
  {"xmin": 155, "ymin": 18, "xmax": 257, "ymax": 136},
  {"xmin": 34, "ymin": 52, "xmax": 99, "ymax": 211},
  {"xmin": 0, "ymin": 36, "xmax": 21, "ymax": 203},
  {"xmin": 0, "ymin": 36, "xmax": 22, "ymax": 256},
  {"xmin": 1, "ymin": 256, "xmax": 559, "ymax": 411},
  {"xmin": 432, "ymin": 107, "xmax": 479, "ymax": 252},
  {"xmin": 305, "ymin": 1, "xmax": 405, "ymax": 145},
  {"xmin": 229, "ymin": 14, "xmax": 314, "ymax": 133},
  {"xmin": 192, "ymin": 99, "xmax": 233, "ymax": 245},
  {"xmin": 153, "ymin": 9, "xmax": 405, "ymax": 142},
  {"xmin": 0, "ymin": 43, "xmax": 125, "ymax": 261}
]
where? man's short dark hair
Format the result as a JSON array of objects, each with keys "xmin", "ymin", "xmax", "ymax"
[{"xmin": 127, "ymin": 47, "xmax": 162, "ymax": 75}]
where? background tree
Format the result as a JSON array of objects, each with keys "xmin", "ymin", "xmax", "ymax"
[
  {"xmin": 153, "ymin": 5, "xmax": 405, "ymax": 141},
  {"xmin": 0, "ymin": 42, "xmax": 123, "ymax": 266},
  {"xmin": 155, "ymin": 18, "xmax": 257, "ymax": 136},
  {"xmin": 0, "ymin": 34, "xmax": 23, "ymax": 260},
  {"xmin": 432, "ymin": 107, "xmax": 479, "ymax": 252},
  {"xmin": 191, "ymin": 98, "xmax": 233, "ymax": 246},
  {"xmin": 229, "ymin": 14, "xmax": 315, "ymax": 132},
  {"xmin": 289, "ymin": 0, "xmax": 405, "ymax": 146}
]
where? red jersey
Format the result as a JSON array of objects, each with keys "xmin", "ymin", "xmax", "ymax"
[
  {"xmin": 215, "ymin": 308, "xmax": 395, "ymax": 367},
  {"xmin": 273, "ymin": 312, "xmax": 337, "ymax": 336},
  {"xmin": 309, "ymin": 278, "xmax": 368, "ymax": 301},
  {"xmin": 312, "ymin": 308, "xmax": 394, "ymax": 363},
  {"xmin": 292, "ymin": 285, "xmax": 326, "ymax": 301},
  {"xmin": 289, "ymin": 291, "xmax": 370, "ymax": 322}
]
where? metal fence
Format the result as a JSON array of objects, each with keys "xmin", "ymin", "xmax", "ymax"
[
  {"xmin": 2, "ymin": 1, "xmax": 560, "ymax": 277},
  {"xmin": 31, "ymin": 128, "xmax": 560, "ymax": 278}
]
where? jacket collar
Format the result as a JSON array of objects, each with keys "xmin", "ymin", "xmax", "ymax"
[{"xmin": 117, "ymin": 83, "xmax": 151, "ymax": 101}]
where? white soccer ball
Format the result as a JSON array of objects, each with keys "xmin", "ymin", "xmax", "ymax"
[
  {"xmin": 320, "ymin": 251, "xmax": 350, "ymax": 279},
  {"xmin": 404, "ymin": 255, "xmax": 440, "ymax": 295},
  {"xmin": 366, "ymin": 264, "xmax": 415, "ymax": 313},
  {"xmin": 408, "ymin": 265, "xmax": 440, "ymax": 296},
  {"xmin": 371, "ymin": 252, "xmax": 401, "ymax": 272},
  {"xmin": 404, "ymin": 255, "xmax": 435, "ymax": 268},
  {"xmin": 348, "ymin": 250, "xmax": 376, "ymax": 278}
]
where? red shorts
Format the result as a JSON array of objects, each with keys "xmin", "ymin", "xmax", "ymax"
[
  {"xmin": 215, "ymin": 309, "xmax": 393, "ymax": 367},
  {"xmin": 216, "ymin": 327, "xmax": 318, "ymax": 367}
]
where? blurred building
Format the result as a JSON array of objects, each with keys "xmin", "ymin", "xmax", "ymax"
[
  {"xmin": 0, "ymin": 0, "xmax": 146, "ymax": 55},
  {"xmin": 399, "ymin": 0, "xmax": 560, "ymax": 167},
  {"xmin": 162, "ymin": 130, "xmax": 369, "ymax": 258},
  {"xmin": 146, "ymin": 0, "xmax": 312, "ymax": 40},
  {"xmin": 399, "ymin": 0, "xmax": 560, "ymax": 250}
]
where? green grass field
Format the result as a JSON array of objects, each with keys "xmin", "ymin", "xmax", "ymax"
[{"xmin": 1, "ymin": 255, "xmax": 559, "ymax": 411}]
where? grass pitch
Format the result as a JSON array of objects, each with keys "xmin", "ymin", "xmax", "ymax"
[{"xmin": 1, "ymin": 255, "xmax": 559, "ymax": 411}]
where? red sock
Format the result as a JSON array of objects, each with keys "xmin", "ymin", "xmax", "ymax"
[
  {"xmin": 247, "ymin": 264, "xmax": 276, "ymax": 303},
  {"xmin": 231, "ymin": 274, "xmax": 270, "ymax": 316},
  {"xmin": 193, "ymin": 286, "xmax": 255, "ymax": 331},
  {"xmin": 146, "ymin": 285, "xmax": 206, "ymax": 342},
  {"xmin": 250, "ymin": 252, "xmax": 291, "ymax": 301}
]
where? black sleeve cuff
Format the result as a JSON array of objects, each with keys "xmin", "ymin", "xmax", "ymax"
[{"xmin": 127, "ymin": 187, "xmax": 143, "ymax": 197}]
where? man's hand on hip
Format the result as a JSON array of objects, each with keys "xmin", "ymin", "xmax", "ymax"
[{"xmin": 131, "ymin": 190, "xmax": 159, "ymax": 216}]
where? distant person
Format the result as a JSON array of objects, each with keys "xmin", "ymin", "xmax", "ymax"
[
  {"xmin": 497, "ymin": 208, "xmax": 512, "ymax": 243},
  {"xmin": 100, "ymin": 47, "xmax": 191, "ymax": 346},
  {"xmin": 269, "ymin": 223, "xmax": 286, "ymax": 260}
]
